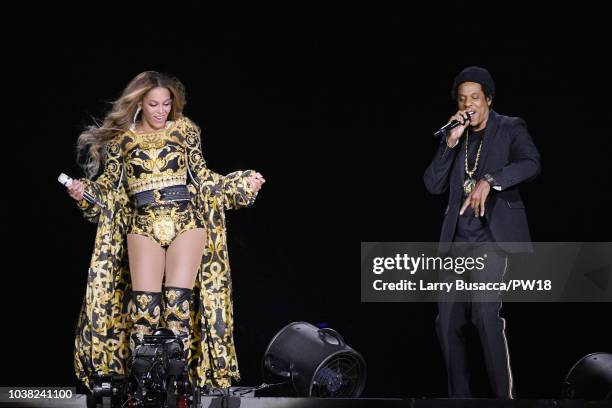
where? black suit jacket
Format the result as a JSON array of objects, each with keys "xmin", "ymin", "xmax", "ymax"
[{"xmin": 424, "ymin": 110, "xmax": 541, "ymax": 253}]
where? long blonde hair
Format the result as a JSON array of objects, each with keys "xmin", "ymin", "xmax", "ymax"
[{"xmin": 77, "ymin": 71, "xmax": 187, "ymax": 178}]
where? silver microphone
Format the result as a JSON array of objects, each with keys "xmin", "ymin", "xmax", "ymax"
[{"xmin": 58, "ymin": 173, "xmax": 106, "ymax": 208}]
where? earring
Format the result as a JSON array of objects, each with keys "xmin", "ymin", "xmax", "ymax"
[{"xmin": 133, "ymin": 105, "xmax": 142, "ymax": 127}]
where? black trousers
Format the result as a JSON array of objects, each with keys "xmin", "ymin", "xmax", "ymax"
[{"xmin": 435, "ymin": 244, "xmax": 515, "ymax": 399}]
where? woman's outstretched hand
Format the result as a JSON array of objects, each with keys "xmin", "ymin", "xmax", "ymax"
[
  {"xmin": 67, "ymin": 179, "xmax": 85, "ymax": 201},
  {"xmin": 247, "ymin": 172, "xmax": 266, "ymax": 193}
]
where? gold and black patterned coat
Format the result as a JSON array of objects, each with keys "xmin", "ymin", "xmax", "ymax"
[{"xmin": 73, "ymin": 117, "xmax": 257, "ymax": 390}]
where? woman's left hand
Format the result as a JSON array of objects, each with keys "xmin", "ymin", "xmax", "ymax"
[{"xmin": 247, "ymin": 172, "xmax": 266, "ymax": 193}]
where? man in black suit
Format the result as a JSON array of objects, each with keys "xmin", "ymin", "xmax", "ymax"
[{"xmin": 424, "ymin": 66, "xmax": 540, "ymax": 399}]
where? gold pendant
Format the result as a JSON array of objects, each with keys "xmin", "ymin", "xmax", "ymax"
[
  {"xmin": 463, "ymin": 178, "xmax": 476, "ymax": 195},
  {"xmin": 153, "ymin": 214, "xmax": 176, "ymax": 246}
]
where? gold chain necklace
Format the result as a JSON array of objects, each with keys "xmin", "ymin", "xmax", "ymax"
[{"xmin": 463, "ymin": 129, "xmax": 484, "ymax": 195}]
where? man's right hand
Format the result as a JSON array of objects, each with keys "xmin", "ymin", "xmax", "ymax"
[
  {"xmin": 67, "ymin": 179, "xmax": 85, "ymax": 201},
  {"xmin": 446, "ymin": 110, "xmax": 471, "ymax": 147}
]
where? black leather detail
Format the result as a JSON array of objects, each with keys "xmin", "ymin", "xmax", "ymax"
[{"xmin": 134, "ymin": 185, "xmax": 191, "ymax": 208}]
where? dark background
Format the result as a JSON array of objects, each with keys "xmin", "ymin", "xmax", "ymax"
[{"xmin": 1, "ymin": 4, "xmax": 610, "ymax": 399}]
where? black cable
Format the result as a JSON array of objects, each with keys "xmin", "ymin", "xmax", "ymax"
[{"xmin": 229, "ymin": 380, "xmax": 292, "ymax": 397}]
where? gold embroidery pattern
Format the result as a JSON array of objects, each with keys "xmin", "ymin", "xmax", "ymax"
[
  {"xmin": 167, "ymin": 320, "xmax": 188, "ymax": 334},
  {"xmin": 129, "ymin": 201, "xmax": 204, "ymax": 248},
  {"xmin": 136, "ymin": 294, "xmax": 153, "ymax": 310},
  {"xmin": 164, "ymin": 300, "xmax": 191, "ymax": 322},
  {"xmin": 131, "ymin": 298, "xmax": 161, "ymax": 326},
  {"xmin": 163, "ymin": 287, "xmax": 193, "ymax": 356},
  {"xmin": 122, "ymin": 126, "xmax": 188, "ymax": 195},
  {"xmin": 166, "ymin": 289, "xmax": 180, "ymax": 304},
  {"xmin": 129, "ymin": 293, "xmax": 161, "ymax": 351}
]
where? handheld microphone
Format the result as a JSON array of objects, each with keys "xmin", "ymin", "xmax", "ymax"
[
  {"xmin": 433, "ymin": 112, "xmax": 473, "ymax": 138},
  {"xmin": 58, "ymin": 173, "xmax": 106, "ymax": 208}
]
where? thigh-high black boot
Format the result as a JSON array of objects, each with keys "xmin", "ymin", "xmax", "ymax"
[
  {"xmin": 163, "ymin": 286, "xmax": 193, "ymax": 357},
  {"xmin": 130, "ymin": 290, "xmax": 162, "ymax": 353}
]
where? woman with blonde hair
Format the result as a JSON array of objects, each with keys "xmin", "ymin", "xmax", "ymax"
[{"xmin": 67, "ymin": 71, "xmax": 264, "ymax": 392}]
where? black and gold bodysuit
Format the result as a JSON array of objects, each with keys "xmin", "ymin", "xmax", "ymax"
[
  {"xmin": 75, "ymin": 115, "xmax": 257, "ymax": 390},
  {"xmin": 86, "ymin": 117, "xmax": 208, "ymax": 248}
]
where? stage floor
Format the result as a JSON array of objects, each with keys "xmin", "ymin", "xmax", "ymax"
[{"xmin": 0, "ymin": 395, "xmax": 609, "ymax": 408}]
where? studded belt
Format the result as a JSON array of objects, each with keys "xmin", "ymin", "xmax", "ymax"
[{"xmin": 134, "ymin": 185, "xmax": 191, "ymax": 208}]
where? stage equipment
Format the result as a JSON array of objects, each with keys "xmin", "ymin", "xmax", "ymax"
[
  {"xmin": 562, "ymin": 352, "xmax": 612, "ymax": 400},
  {"xmin": 263, "ymin": 321, "xmax": 366, "ymax": 398},
  {"xmin": 87, "ymin": 328, "xmax": 196, "ymax": 407}
]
